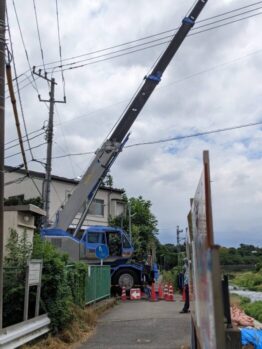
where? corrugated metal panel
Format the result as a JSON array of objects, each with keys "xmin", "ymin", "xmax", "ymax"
[{"xmin": 85, "ymin": 265, "xmax": 111, "ymax": 304}]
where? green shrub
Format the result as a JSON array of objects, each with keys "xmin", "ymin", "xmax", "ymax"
[
  {"xmin": 242, "ymin": 301, "xmax": 262, "ymax": 323},
  {"xmin": 4, "ymin": 231, "xmax": 87, "ymax": 332},
  {"xmin": 233, "ymin": 271, "xmax": 262, "ymax": 291},
  {"xmin": 240, "ymin": 296, "xmax": 251, "ymax": 306},
  {"xmin": 3, "ymin": 229, "xmax": 32, "ymax": 326},
  {"xmin": 162, "ymin": 267, "xmax": 179, "ymax": 289}
]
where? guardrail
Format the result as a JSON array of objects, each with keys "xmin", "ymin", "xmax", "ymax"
[
  {"xmin": 85, "ymin": 265, "xmax": 111, "ymax": 305},
  {"xmin": 0, "ymin": 314, "xmax": 50, "ymax": 349}
]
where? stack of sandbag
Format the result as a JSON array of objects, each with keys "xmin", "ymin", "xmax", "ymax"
[{"xmin": 231, "ymin": 306, "xmax": 254, "ymax": 327}]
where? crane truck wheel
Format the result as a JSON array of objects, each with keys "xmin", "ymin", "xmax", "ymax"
[{"xmin": 112, "ymin": 269, "xmax": 139, "ymax": 291}]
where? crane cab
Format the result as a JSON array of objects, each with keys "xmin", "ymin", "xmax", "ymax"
[
  {"xmin": 42, "ymin": 225, "xmax": 133, "ymax": 264},
  {"xmin": 79, "ymin": 226, "xmax": 133, "ymax": 264}
]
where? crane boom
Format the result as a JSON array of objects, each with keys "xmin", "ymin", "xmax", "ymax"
[{"xmin": 54, "ymin": 0, "xmax": 208, "ymax": 234}]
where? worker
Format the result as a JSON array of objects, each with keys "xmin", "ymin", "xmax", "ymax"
[
  {"xmin": 143, "ymin": 259, "xmax": 154, "ymax": 299},
  {"xmin": 180, "ymin": 258, "xmax": 190, "ymax": 313}
]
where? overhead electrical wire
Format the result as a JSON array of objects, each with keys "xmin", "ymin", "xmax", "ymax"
[
  {"xmin": 12, "ymin": 0, "xmax": 41, "ymax": 95},
  {"xmin": 55, "ymin": 0, "xmax": 66, "ymax": 99},
  {"xmin": 32, "ymin": 0, "xmax": 47, "ymax": 73},
  {"xmin": 36, "ymin": 120, "xmax": 262, "ymax": 160},
  {"xmin": 6, "ymin": 2, "xmax": 262, "ymax": 164},
  {"xmin": 5, "ymin": 142, "xmax": 47, "ymax": 160},
  {"xmin": 5, "ymin": 126, "xmax": 45, "ymax": 146},
  {"xmin": 9, "ymin": 45, "xmax": 262, "ymax": 144},
  {"xmin": 6, "ymin": 6, "xmax": 46, "ymax": 198},
  {"xmin": 40, "ymin": 5, "xmax": 262, "ymax": 73},
  {"xmin": 5, "ymin": 131, "xmax": 46, "ymax": 151},
  {"xmin": 32, "ymin": 1, "xmax": 262, "ymax": 70},
  {"xmin": 13, "ymin": 1, "xmax": 262, "ymax": 82},
  {"xmin": 6, "ymin": 8, "xmax": 35, "ymax": 163}
]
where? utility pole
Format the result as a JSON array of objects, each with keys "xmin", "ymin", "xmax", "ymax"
[
  {"xmin": 33, "ymin": 67, "xmax": 66, "ymax": 227},
  {"xmin": 0, "ymin": 0, "xmax": 6, "ymax": 329}
]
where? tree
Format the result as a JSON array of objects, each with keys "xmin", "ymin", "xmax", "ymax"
[
  {"xmin": 102, "ymin": 174, "xmax": 113, "ymax": 188},
  {"xmin": 110, "ymin": 195, "xmax": 159, "ymax": 262}
]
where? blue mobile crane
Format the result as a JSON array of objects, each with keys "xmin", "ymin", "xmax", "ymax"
[{"xmin": 42, "ymin": 0, "xmax": 208, "ymax": 290}]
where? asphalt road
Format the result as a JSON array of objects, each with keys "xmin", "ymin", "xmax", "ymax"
[{"xmin": 80, "ymin": 298, "xmax": 191, "ymax": 349}]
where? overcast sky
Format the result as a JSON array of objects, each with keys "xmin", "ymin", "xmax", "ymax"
[{"xmin": 4, "ymin": 0, "xmax": 262, "ymax": 246}]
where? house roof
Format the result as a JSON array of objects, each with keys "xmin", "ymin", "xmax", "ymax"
[{"xmin": 4, "ymin": 165, "xmax": 124, "ymax": 194}]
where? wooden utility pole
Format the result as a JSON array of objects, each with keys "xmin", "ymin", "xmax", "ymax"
[
  {"xmin": 0, "ymin": 0, "xmax": 6, "ymax": 329},
  {"xmin": 33, "ymin": 67, "xmax": 65, "ymax": 227}
]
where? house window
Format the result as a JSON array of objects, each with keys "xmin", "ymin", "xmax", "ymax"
[{"xmin": 88, "ymin": 199, "xmax": 104, "ymax": 216}]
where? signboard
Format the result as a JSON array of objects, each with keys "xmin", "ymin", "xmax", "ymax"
[
  {"xmin": 95, "ymin": 244, "xmax": 109, "ymax": 261},
  {"xmin": 28, "ymin": 261, "xmax": 42, "ymax": 285},
  {"xmin": 189, "ymin": 151, "xmax": 225, "ymax": 349},
  {"xmin": 130, "ymin": 288, "xmax": 141, "ymax": 300},
  {"xmin": 24, "ymin": 259, "xmax": 43, "ymax": 321}
]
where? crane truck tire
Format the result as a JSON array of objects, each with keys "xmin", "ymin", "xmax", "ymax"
[{"xmin": 112, "ymin": 268, "xmax": 139, "ymax": 291}]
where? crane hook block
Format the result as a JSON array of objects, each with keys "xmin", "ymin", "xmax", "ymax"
[{"xmin": 182, "ymin": 17, "xmax": 195, "ymax": 27}]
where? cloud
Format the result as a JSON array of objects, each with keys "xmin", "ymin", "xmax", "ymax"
[{"xmin": 5, "ymin": 0, "xmax": 262, "ymax": 247}]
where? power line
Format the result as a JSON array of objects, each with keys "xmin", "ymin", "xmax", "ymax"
[
  {"xmin": 5, "ymin": 126, "xmax": 45, "ymax": 146},
  {"xmin": 48, "ymin": 9, "xmax": 262, "ymax": 74},
  {"xmin": 42, "ymin": 120, "xmax": 262, "ymax": 160},
  {"xmin": 9, "ymin": 45, "xmax": 262, "ymax": 140},
  {"xmin": 55, "ymin": 0, "xmax": 66, "ymax": 99},
  {"xmin": 39, "ymin": 5, "xmax": 262, "ymax": 73},
  {"xmin": 5, "ymin": 131, "xmax": 45, "ymax": 151},
  {"xmin": 32, "ymin": 0, "xmax": 47, "ymax": 74},
  {"xmin": 14, "ymin": 1, "xmax": 262, "ymax": 82},
  {"xmin": 32, "ymin": 1, "xmax": 262, "ymax": 70},
  {"xmin": 6, "ymin": 8, "xmax": 35, "ymax": 163},
  {"xmin": 12, "ymin": 0, "xmax": 41, "ymax": 95},
  {"xmin": 5, "ymin": 142, "xmax": 47, "ymax": 160}
]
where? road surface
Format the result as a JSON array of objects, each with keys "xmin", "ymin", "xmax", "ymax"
[{"xmin": 80, "ymin": 298, "xmax": 191, "ymax": 349}]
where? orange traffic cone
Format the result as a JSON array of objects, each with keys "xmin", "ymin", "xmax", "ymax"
[
  {"xmin": 121, "ymin": 286, "xmax": 127, "ymax": 301},
  {"xmin": 150, "ymin": 282, "xmax": 157, "ymax": 302},
  {"xmin": 167, "ymin": 283, "xmax": 174, "ymax": 301},
  {"xmin": 182, "ymin": 286, "xmax": 186, "ymax": 302},
  {"xmin": 158, "ymin": 283, "xmax": 164, "ymax": 300},
  {"xmin": 164, "ymin": 283, "xmax": 169, "ymax": 301}
]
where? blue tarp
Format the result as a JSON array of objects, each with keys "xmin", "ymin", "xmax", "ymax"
[{"xmin": 241, "ymin": 328, "xmax": 262, "ymax": 349}]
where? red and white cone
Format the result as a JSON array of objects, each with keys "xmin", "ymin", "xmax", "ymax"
[
  {"xmin": 167, "ymin": 283, "xmax": 174, "ymax": 301},
  {"xmin": 150, "ymin": 282, "xmax": 158, "ymax": 302},
  {"xmin": 121, "ymin": 286, "xmax": 127, "ymax": 301},
  {"xmin": 164, "ymin": 283, "xmax": 169, "ymax": 301},
  {"xmin": 158, "ymin": 283, "xmax": 164, "ymax": 300}
]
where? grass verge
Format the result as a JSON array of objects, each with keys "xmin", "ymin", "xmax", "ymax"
[{"xmin": 22, "ymin": 298, "xmax": 117, "ymax": 349}]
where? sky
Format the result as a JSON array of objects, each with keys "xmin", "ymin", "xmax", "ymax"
[{"xmin": 4, "ymin": 0, "xmax": 262, "ymax": 247}]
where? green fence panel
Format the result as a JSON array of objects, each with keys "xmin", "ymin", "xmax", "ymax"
[{"xmin": 85, "ymin": 265, "xmax": 111, "ymax": 305}]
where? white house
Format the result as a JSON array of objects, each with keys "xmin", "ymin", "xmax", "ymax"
[{"xmin": 4, "ymin": 166, "xmax": 126, "ymax": 230}]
